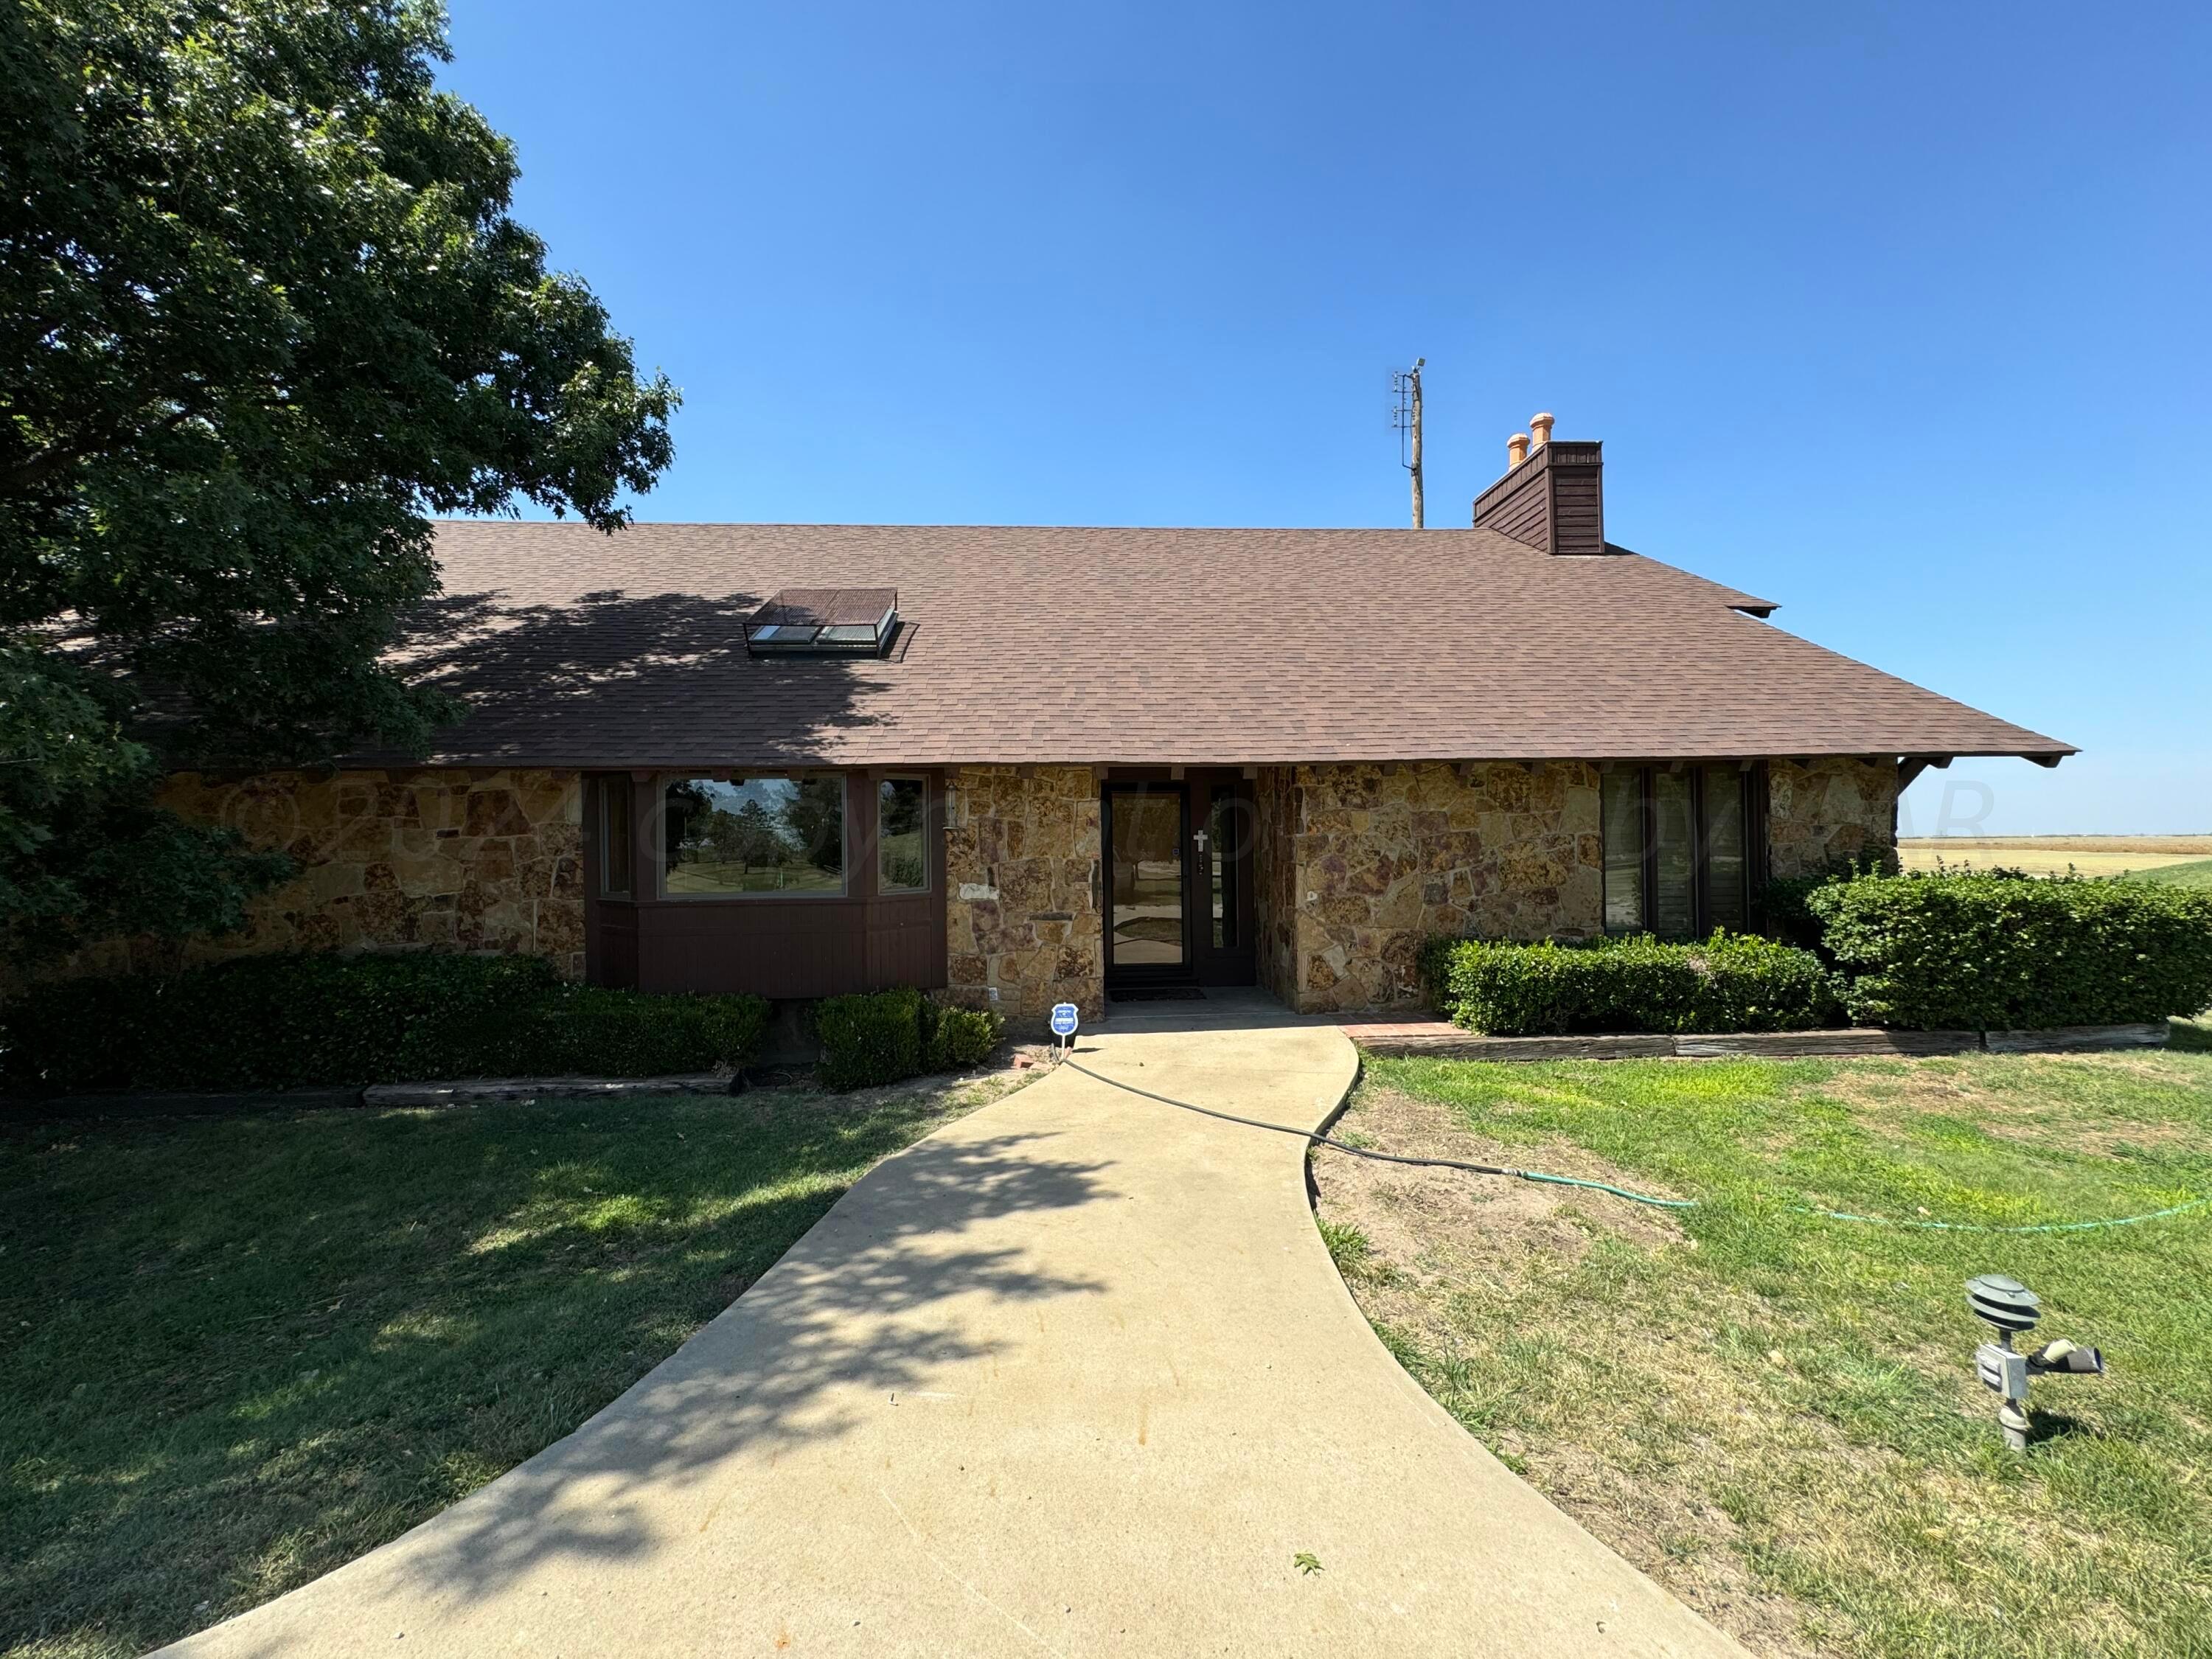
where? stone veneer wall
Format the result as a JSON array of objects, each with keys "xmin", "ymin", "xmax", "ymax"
[
  {"xmin": 67, "ymin": 756, "xmax": 1889, "ymax": 1009},
  {"xmin": 1287, "ymin": 761, "xmax": 1604, "ymax": 1012},
  {"xmin": 1281, "ymin": 754, "xmax": 1902, "ymax": 1012},
  {"xmin": 1251, "ymin": 767, "xmax": 1299, "ymax": 1006},
  {"xmin": 1766, "ymin": 757, "xmax": 1900, "ymax": 877},
  {"xmin": 63, "ymin": 769, "xmax": 585, "ymax": 979},
  {"xmin": 942, "ymin": 765, "xmax": 1104, "ymax": 1026}
]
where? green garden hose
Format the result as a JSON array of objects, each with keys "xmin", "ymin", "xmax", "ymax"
[
  {"xmin": 1058, "ymin": 1058, "xmax": 2207, "ymax": 1235},
  {"xmin": 1797, "ymin": 1197, "xmax": 2212, "ymax": 1234}
]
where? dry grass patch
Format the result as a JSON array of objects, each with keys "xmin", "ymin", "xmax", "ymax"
[
  {"xmin": 1318, "ymin": 1053, "xmax": 2212, "ymax": 1659},
  {"xmin": 1815, "ymin": 1057, "xmax": 2203, "ymax": 1158},
  {"xmin": 1316, "ymin": 1089, "xmax": 1817, "ymax": 1651}
]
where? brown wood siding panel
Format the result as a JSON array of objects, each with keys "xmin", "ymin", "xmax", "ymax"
[
  {"xmin": 597, "ymin": 907, "xmax": 640, "ymax": 988},
  {"xmin": 634, "ymin": 902, "xmax": 865, "ymax": 997},
  {"xmin": 1471, "ymin": 453, "xmax": 1551, "ymax": 549},
  {"xmin": 1480, "ymin": 475, "xmax": 1551, "ymax": 549},
  {"xmin": 629, "ymin": 902, "xmax": 855, "ymax": 996},
  {"xmin": 865, "ymin": 894, "xmax": 949, "ymax": 990},
  {"xmin": 629, "ymin": 898, "xmax": 942, "ymax": 997},
  {"xmin": 1550, "ymin": 467, "xmax": 1604, "ymax": 557}
]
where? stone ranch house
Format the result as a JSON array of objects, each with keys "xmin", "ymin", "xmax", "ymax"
[{"xmin": 128, "ymin": 425, "xmax": 2070, "ymax": 1026}]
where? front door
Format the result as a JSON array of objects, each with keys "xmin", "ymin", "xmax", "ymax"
[
  {"xmin": 1104, "ymin": 783, "xmax": 1190, "ymax": 985},
  {"xmin": 1102, "ymin": 776, "xmax": 1257, "ymax": 989},
  {"xmin": 1192, "ymin": 775, "xmax": 1259, "ymax": 987}
]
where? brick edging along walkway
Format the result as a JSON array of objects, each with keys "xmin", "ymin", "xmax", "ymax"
[{"xmin": 1339, "ymin": 1020, "xmax": 2172, "ymax": 1062}]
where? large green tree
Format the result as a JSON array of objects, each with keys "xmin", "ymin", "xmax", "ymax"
[{"xmin": 1, "ymin": 0, "xmax": 675, "ymax": 956}]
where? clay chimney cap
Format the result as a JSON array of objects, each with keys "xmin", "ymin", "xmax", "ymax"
[
  {"xmin": 1529, "ymin": 411, "xmax": 1556, "ymax": 446},
  {"xmin": 1507, "ymin": 432, "xmax": 1531, "ymax": 465}
]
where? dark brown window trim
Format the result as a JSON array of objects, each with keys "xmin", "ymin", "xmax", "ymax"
[
  {"xmin": 875, "ymin": 773, "xmax": 933, "ymax": 897},
  {"xmin": 597, "ymin": 774, "xmax": 635, "ymax": 899},
  {"xmin": 1602, "ymin": 762, "xmax": 1765, "ymax": 938}
]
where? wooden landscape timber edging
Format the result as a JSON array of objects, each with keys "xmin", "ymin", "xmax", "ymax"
[
  {"xmin": 1344, "ymin": 1023, "xmax": 2171, "ymax": 1062},
  {"xmin": 1674, "ymin": 1029, "xmax": 1980, "ymax": 1058},
  {"xmin": 1983, "ymin": 1024, "xmax": 2174, "ymax": 1053},
  {"xmin": 4, "ymin": 1074, "xmax": 745, "ymax": 1117},
  {"xmin": 361, "ymin": 1074, "xmax": 734, "ymax": 1108}
]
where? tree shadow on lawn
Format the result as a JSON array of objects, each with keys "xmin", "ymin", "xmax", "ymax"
[
  {"xmin": 347, "ymin": 1121, "xmax": 1113, "ymax": 1607},
  {"xmin": 1, "ymin": 1091, "xmax": 1105, "ymax": 1656}
]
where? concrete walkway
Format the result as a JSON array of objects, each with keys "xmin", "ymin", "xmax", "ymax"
[{"xmin": 166, "ymin": 1021, "xmax": 1744, "ymax": 1658}]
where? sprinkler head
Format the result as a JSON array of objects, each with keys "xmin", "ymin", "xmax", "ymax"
[
  {"xmin": 2027, "ymin": 1338, "xmax": 2106, "ymax": 1377},
  {"xmin": 1966, "ymin": 1273, "xmax": 2041, "ymax": 1338},
  {"xmin": 1965, "ymin": 1275, "xmax": 2105, "ymax": 1452}
]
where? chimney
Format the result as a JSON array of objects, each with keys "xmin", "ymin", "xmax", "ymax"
[{"xmin": 1472, "ymin": 411, "xmax": 1612, "ymax": 555}]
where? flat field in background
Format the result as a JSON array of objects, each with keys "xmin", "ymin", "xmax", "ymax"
[{"xmin": 1899, "ymin": 835, "xmax": 2212, "ymax": 880}]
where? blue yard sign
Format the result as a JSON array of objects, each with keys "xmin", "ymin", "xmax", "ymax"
[{"xmin": 1049, "ymin": 1002, "xmax": 1079, "ymax": 1047}]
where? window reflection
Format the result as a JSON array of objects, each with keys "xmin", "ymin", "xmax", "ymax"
[
  {"xmin": 1110, "ymin": 790, "xmax": 1184, "ymax": 966},
  {"xmin": 1208, "ymin": 794, "xmax": 1247, "ymax": 949},
  {"xmin": 879, "ymin": 777, "xmax": 928, "ymax": 893},
  {"xmin": 661, "ymin": 776, "xmax": 845, "ymax": 897}
]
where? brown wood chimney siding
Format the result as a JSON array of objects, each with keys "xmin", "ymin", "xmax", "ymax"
[
  {"xmin": 1471, "ymin": 440, "xmax": 1608, "ymax": 557},
  {"xmin": 1548, "ymin": 460, "xmax": 1604, "ymax": 558},
  {"xmin": 1472, "ymin": 460, "xmax": 1551, "ymax": 549}
]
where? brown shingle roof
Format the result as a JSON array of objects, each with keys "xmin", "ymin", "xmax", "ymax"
[{"xmin": 383, "ymin": 521, "xmax": 2071, "ymax": 768}]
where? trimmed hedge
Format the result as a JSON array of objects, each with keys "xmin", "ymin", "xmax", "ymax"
[
  {"xmin": 1, "ymin": 953, "xmax": 770, "ymax": 1094},
  {"xmin": 813, "ymin": 988, "xmax": 1006, "ymax": 1091},
  {"xmin": 1806, "ymin": 869, "xmax": 2212, "ymax": 1030},
  {"xmin": 815, "ymin": 987, "xmax": 928, "ymax": 1090},
  {"xmin": 928, "ymin": 1004, "xmax": 1003, "ymax": 1071},
  {"xmin": 1421, "ymin": 932, "xmax": 1841, "ymax": 1036}
]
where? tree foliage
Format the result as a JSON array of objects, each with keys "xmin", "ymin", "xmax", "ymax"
[{"xmin": 0, "ymin": 0, "xmax": 675, "ymax": 956}]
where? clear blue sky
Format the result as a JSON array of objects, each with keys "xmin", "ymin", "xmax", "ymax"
[{"xmin": 442, "ymin": 0, "xmax": 2208, "ymax": 834}]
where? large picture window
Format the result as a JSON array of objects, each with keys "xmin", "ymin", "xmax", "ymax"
[
  {"xmin": 661, "ymin": 776, "xmax": 846, "ymax": 897},
  {"xmin": 1601, "ymin": 763, "xmax": 1756, "ymax": 937}
]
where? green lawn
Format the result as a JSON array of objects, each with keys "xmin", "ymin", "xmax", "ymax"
[
  {"xmin": 2133, "ymin": 858, "xmax": 2212, "ymax": 891},
  {"xmin": 1, "ymin": 1078, "xmax": 1016, "ymax": 1658},
  {"xmin": 1317, "ymin": 1050, "xmax": 2212, "ymax": 1659}
]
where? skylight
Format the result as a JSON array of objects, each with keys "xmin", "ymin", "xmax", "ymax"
[{"xmin": 744, "ymin": 588, "xmax": 899, "ymax": 657}]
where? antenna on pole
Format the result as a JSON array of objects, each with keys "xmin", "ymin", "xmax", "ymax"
[{"xmin": 1391, "ymin": 358, "xmax": 1425, "ymax": 528}]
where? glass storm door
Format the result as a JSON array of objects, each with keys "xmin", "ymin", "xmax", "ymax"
[
  {"xmin": 1193, "ymin": 776, "xmax": 1258, "ymax": 986},
  {"xmin": 1105, "ymin": 785, "xmax": 1189, "ymax": 983}
]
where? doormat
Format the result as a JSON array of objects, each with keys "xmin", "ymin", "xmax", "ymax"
[{"xmin": 1109, "ymin": 987, "xmax": 1207, "ymax": 1002}]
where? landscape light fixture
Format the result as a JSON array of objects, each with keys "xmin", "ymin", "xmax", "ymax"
[{"xmin": 1966, "ymin": 1273, "xmax": 2106, "ymax": 1450}]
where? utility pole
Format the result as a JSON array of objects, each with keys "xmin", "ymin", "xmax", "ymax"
[{"xmin": 1391, "ymin": 358, "xmax": 1425, "ymax": 528}]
